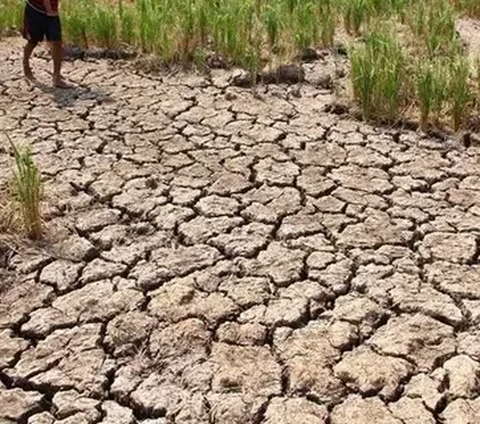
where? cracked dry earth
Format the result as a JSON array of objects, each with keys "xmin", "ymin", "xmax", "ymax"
[{"xmin": 2, "ymin": 38, "xmax": 480, "ymax": 424}]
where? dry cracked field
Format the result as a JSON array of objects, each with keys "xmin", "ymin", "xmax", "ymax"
[{"xmin": 2, "ymin": 37, "xmax": 480, "ymax": 424}]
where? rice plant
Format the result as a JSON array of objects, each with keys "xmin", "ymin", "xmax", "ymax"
[
  {"xmin": 264, "ymin": 5, "xmax": 281, "ymax": 50},
  {"xmin": 9, "ymin": 140, "xmax": 43, "ymax": 240},
  {"xmin": 91, "ymin": 3, "xmax": 118, "ymax": 49},
  {"xmin": 452, "ymin": 0, "xmax": 480, "ymax": 17},
  {"xmin": 317, "ymin": 0, "xmax": 336, "ymax": 48},
  {"xmin": 416, "ymin": 59, "xmax": 448, "ymax": 129},
  {"xmin": 342, "ymin": 0, "xmax": 372, "ymax": 36},
  {"xmin": 62, "ymin": 0, "xmax": 90, "ymax": 47},
  {"xmin": 409, "ymin": 0, "xmax": 460, "ymax": 57},
  {"xmin": 448, "ymin": 56, "xmax": 472, "ymax": 131},
  {"xmin": 0, "ymin": 0, "xmax": 23, "ymax": 36},
  {"xmin": 350, "ymin": 28, "xmax": 405, "ymax": 122},
  {"xmin": 293, "ymin": 1, "xmax": 319, "ymax": 50},
  {"xmin": 118, "ymin": 1, "xmax": 136, "ymax": 46}
]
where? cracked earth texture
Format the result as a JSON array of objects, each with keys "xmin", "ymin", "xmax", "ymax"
[{"xmin": 1, "ymin": 38, "xmax": 480, "ymax": 424}]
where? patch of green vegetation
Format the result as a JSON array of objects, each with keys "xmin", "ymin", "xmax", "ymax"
[
  {"xmin": 351, "ymin": 28, "xmax": 405, "ymax": 122},
  {"xmin": 0, "ymin": 0, "xmax": 478, "ymax": 130},
  {"xmin": 10, "ymin": 139, "xmax": 43, "ymax": 240},
  {"xmin": 0, "ymin": 0, "xmax": 23, "ymax": 37}
]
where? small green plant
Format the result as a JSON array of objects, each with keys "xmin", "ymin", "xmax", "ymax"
[
  {"xmin": 9, "ymin": 139, "xmax": 43, "ymax": 240},
  {"xmin": 342, "ymin": 0, "xmax": 372, "ymax": 35},
  {"xmin": 293, "ymin": 1, "xmax": 318, "ymax": 50},
  {"xmin": 318, "ymin": 0, "xmax": 336, "ymax": 47},
  {"xmin": 416, "ymin": 59, "xmax": 448, "ymax": 129},
  {"xmin": 0, "ymin": 0, "xmax": 23, "ymax": 37},
  {"xmin": 62, "ymin": 0, "xmax": 90, "ymax": 48},
  {"xmin": 264, "ymin": 5, "xmax": 281, "ymax": 50},
  {"xmin": 118, "ymin": 1, "xmax": 136, "ymax": 46},
  {"xmin": 351, "ymin": 42, "xmax": 376, "ymax": 119},
  {"xmin": 448, "ymin": 56, "xmax": 472, "ymax": 131},
  {"xmin": 350, "ymin": 28, "xmax": 405, "ymax": 121},
  {"xmin": 475, "ymin": 55, "xmax": 480, "ymax": 113},
  {"xmin": 91, "ymin": 3, "xmax": 118, "ymax": 49},
  {"xmin": 453, "ymin": 0, "xmax": 480, "ymax": 17},
  {"xmin": 409, "ymin": 0, "xmax": 460, "ymax": 57}
]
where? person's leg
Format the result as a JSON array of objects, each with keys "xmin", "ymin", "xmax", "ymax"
[
  {"xmin": 22, "ymin": 5, "xmax": 42, "ymax": 81},
  {"xmin": 51, "ymin": 40, "xmax": 64, "ymax": 86},
  {"xmin": 23, "ymin": 41, "xmax": 37, "ymax": 80},
  {"xmin": 46, "ymin": 16, "xmax": 70, "ymax": 88}
]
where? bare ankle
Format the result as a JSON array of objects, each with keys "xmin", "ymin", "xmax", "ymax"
[{"xmin": 23, "ymin": 64, "xmax": 34, "ymax": 79}]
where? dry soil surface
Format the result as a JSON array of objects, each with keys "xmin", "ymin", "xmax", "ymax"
[{"xmin": 1, "ymin": 38, "xmax": 480, "ymax": 424}]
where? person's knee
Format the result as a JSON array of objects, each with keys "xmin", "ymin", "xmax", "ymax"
[{"xmin": 26, "ymin": 40, "xmax": 38, "ymax": 48}]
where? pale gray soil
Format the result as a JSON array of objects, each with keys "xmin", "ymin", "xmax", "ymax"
[{"xmin": 1, "ymin": 37, "xmax": 480, "ymax": 424}]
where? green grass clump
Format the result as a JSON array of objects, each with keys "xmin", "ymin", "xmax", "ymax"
[
  {"xmin": 452, "ymin": 0, "xmax": 480, "ymax": 17},
  {"xmin": 408, "ymin": 0, "xmax": 460, "ymax": 57},
  {"xmin": 91, "ymin": 3, "xmax": 118, "ymax": 49},
  {"xmin": 0, "ymin": 0, "xmax": 22, "ymax": 37},
  {"xmin": 318, "ymin": 0, "xmax": 336, "ymax": 48},
  {"xmin": 10, "ymin": 141, "xmax": 43, "ymax": 240},
  {"xmin": 448, "ymin": 56, "xmax": 472, "ymax": 130},
  {"xmin": 0, "ymin": 0, "xmax": 477, "ymax": 132},
  {"xmin": 416, "ymin": 59, "xmax": 448, "ymax": 129},
  {"xmin": 342, "ymin": 0, "xmax": 372, "ymax": 36},
  {"xmin": 350, "ymin": 29, "xmax": 405, "ymax": 122}
]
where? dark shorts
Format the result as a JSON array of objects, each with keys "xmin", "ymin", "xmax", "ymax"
[{"xmin": 23, "ymin": 4, "xmax": 62, "ymax": 43}]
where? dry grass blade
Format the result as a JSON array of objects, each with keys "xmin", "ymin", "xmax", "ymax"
[{"xmin": 0, "ymin": 196, "xmax": 20, "ymax": 233}]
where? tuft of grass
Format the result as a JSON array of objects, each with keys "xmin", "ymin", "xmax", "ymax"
[
  {"xmin": 0, "ymin": 196, "xmax": 20, "ymax": 235},
  {"xmin": 318, "ymin": 0, "xmax": 336, "ymax": 48},
  {"xmin": 350, "ymin": 28, "xmax": 405, "ymax": 122},
  {"xmin": 342, "ymin": 0, "xmax": 372, "ymax": 36},
  {"xmin": 293, "ymin": 1, "xmax": 319, "ymax": 50},
  {"xmin": 448, "ymin": 56, "xmax": 472, "ymax": 131},
  {"xmin": 118, "ymin": 1, "xmax": 136, "ymax": 46},
  {"xmin": 0, "ymin": 0, "xmax": 23, "ymax": 37},
  {"xmin": 475, "ymin": 55, "xmax": 480, "ymax": 113},
  {"xmin": 9, "ymin": 139, "xmax": 43, "ymax": 240},
  {"xmin": 453, "ymin": 0, "xmax": 480, "ymax": 17},
  {"xmin": 91, "ymin": 3, "xmax": 118, "ymax": 49},
  {"xmin": 416, "ymin": 59, "xmax": 448, "ymax": 129},
  {"xmin": 409, "ymin": 0, "xmax": 460, "ymax": 57},
  {"xmin": 264, "ymin": 4, "xmax": 281, "ymax": 50},
  {"xmin": 62, "ymin": 0, "xmax": 90, "ymax": 48}
]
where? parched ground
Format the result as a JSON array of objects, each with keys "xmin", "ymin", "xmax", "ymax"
[{"xmin": 1, "ymin": 37, "xmax": 480, "ymax": 424}]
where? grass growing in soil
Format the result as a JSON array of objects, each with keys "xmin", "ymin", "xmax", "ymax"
[
  {"xmin": 351, "ymin": 28, "xmax": 405, "ymax": 122},
  {"xmin": 0, "ymin": 0, "xmax": 22, "ymax": 36},
  {"xmin": 416, "ymin": 58, "xmax": 449, "ymax": 129},
  {"xmin": 9, "ymin": 140, "xmax": 43, "ymax": 240},
  {"xmin": 449, "ymin": 56, "xmax": 472, "ymax": 130},
  {"xmin": 0, "ymin": 0, "xmax": 479, "ymax": 131}
]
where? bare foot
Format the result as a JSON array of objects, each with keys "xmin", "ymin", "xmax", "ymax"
[
  {"xmin": 53, "ymin": 78, "xmax": 73, "ymax": 89},
  {"xmin": 23, "ymin": 63, "xmax": 35, "ymax": 81}
]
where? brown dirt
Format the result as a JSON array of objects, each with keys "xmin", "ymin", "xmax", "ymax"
[{"xmin": 1, "ymin": 37, "xmax": 480, "ymax": 424}]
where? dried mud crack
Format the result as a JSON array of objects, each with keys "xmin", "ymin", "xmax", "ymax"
[{"xmin": 1, "ymin": 38, "xmax": 480, "ymax": 424}]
